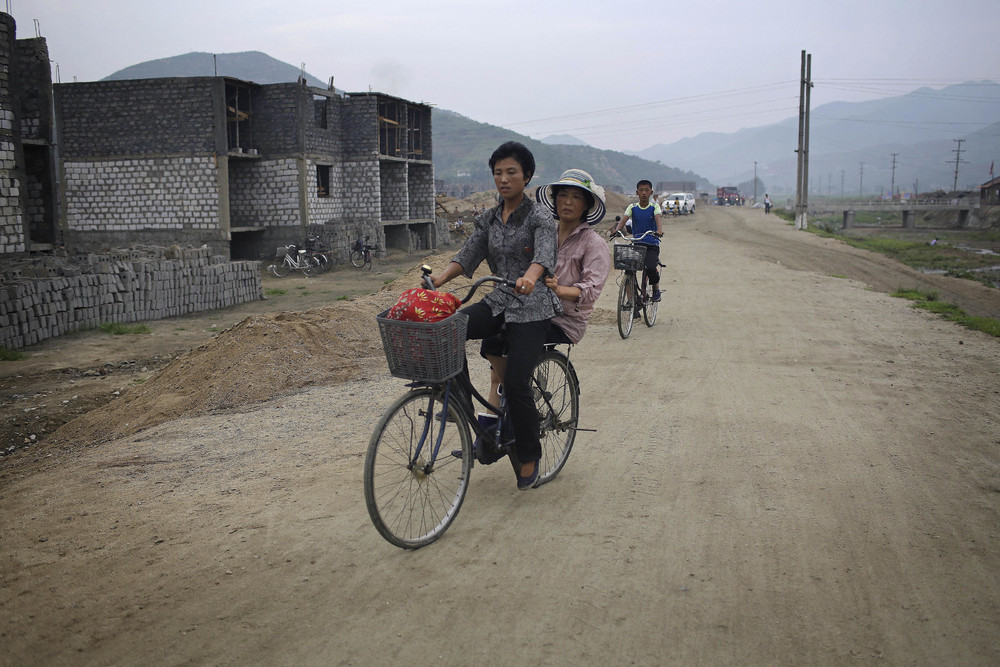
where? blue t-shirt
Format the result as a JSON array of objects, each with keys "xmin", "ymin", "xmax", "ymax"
[{"xmin": 625, "ymin": 202, "xmax": 660, "ymax": 246}]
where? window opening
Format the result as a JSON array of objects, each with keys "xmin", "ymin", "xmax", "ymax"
[
  {"xmin": 378, "ymin": 100, "xmax": 402, "ymax": 156},
  {"xmin": 315, "ymin": 96, "xmax": 328, "ymax": 129},
  {"xmin": 408, "ymin": 106, "xmax": 423, "ymax": 158},
  {"xmin": 316, "ymin": 165, "xmax": 331, "ymax": 198},
  {"xmin": 225, "ymin": 81, "xmax": 254, "ymax": 152}
]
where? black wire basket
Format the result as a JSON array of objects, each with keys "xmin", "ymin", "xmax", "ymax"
[
  {"xmin": 375, "ymin": 310, "xmax": 469, "ymax": 383},
  {"xmin": 613, "ymin": 243, "xmax": 647, "ymax": 271}
]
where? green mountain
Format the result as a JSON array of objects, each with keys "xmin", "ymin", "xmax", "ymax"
[{"xmin": 433, "ymin": 109, "xmax": 709, "ymax": 192}]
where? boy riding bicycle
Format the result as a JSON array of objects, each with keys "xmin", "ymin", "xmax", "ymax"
[{"xmin": 609, "ymin": 179, "xmax": 664, "ymax": 301}]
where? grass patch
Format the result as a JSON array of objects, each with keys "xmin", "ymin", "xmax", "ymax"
[
  {"xmin": 807, "ymin": 228, "xmax": 1000, "ymax": 275},
  {"xmin": 265, "ymin": 288, "xmax": 287, "ymax": 296},
  {"xmin": 99, "ymin": 322, "xmax": 152, "ymax": 335},
  {"xmin": 773, "ymin": 209, "xmax": 795, "ymax": 224},
  {"xmin": 0, "ymin": 346, "xmax": 26, "ymax": 361},
  {"xmin": 336, "ymin": 295, "xmax": 351, "ymax": 301},
  {"xmin": 891, "ymin": 288, "xmax": 1000, "ymax": 337}
]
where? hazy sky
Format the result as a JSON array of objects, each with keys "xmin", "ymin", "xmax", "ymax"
[{"xmin": 17, "ymin": 0, "xmax": 1000, "ymax": 152}]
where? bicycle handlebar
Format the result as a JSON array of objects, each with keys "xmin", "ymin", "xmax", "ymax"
[
  {"xmin": 611, "ymin": 229, "xmax": 662, "ymax": 242},
  {"xmin": 420, "ymin": 265, "xmax": 516, "ymax": 303}
]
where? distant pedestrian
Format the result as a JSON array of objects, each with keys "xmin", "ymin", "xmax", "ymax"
[{"xmin": 764, "ymin": 194, "xmax": 772, "ymax": 214}]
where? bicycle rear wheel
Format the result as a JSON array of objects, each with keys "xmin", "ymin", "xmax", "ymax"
[
  {"xmin": 301, "ymin": 257, "xmax": 319, "ymax": 277},
  {"xmin": 643, "ymin": 280, "xmax": 658, "ymax": 327},
  {"xmin": 364, "ymin": 387, "xmax": 472, "ymax": 549},
  {"xmin": 350, "ymin": 249, "xmax": 365, "ymax": 268},
  {"xmin": 533, "ymin": 349, "xmax": 579, "ymax": 485},
  {"xmin": 617, "ymin": 273, "xmax": 636, "ymax": 339},
  {"xmin": 364, "ymin": 250, "xmax": 373, "ymax": 270},
  {"xmin": 313, "ymin": 253, "xmax": 330, "ymax": 273}
]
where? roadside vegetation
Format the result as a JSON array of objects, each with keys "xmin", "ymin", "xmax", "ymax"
[
  {"xmin": 768, "ymin": 206, "xmax": 1000, "ymax": 335},
  {"xmin": 891, "ymin": 288, "xmax": 1000, "ymax": 337},
  {"xmin": 99, "ymin": 322, "xmax": 152, "ymax": 335},
  {"xmin": 0, "ymin": 347, "xmax": 26, "ymax": 361}
]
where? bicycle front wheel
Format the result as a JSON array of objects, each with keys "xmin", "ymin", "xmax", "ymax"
[
  {"xmin": 533, "ymin": 350, "xmax": 579, "ymax": 485},
  {"xmin": 350, "ymin": 249, "xmax": 365, "ymax": 268},
  {"xmin": 364, "ymin": 387, "xmax": 472, "ymax": 549},
  {"xmin": 364, "ymin": 251, "xmax": 374, "ymax": 270},
  {"xmin": 270, "ymin": 260, "xmax": 290, "ymax": 277},
  {"xmin": 617, "ymin": 273, "xmax": 636, "ymax": 339}
]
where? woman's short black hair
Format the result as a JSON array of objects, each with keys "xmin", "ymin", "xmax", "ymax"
[
  {"xmin": 551, "ymin": 184, "xmax": 595, "ymax": 212},
  {"xmin": 489, "ymin": 141, "xmax": 535, "ymax": 183}
]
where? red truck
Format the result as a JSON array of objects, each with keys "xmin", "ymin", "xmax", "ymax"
[{"xmin": 716, "ymin": 186, "xmax": 740, "ymax": 205}]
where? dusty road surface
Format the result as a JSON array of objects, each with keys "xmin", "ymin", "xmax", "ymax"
[{"xmin": 2, "ymin": 206, "xmax": 999, "ymax": 665}]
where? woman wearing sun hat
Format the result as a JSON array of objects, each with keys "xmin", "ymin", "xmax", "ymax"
[{"xmin": 535, "ymin": 168, "xmax": 612, "ymax": 344}]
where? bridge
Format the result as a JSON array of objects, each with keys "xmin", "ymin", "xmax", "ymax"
[{"xmin": 813, "ymin": 198, "xmax": 982, "ymax": 229}]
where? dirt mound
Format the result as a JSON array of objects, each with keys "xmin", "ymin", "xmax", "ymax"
[{"xmin": 44, "ymin": 258, "xmax": 486, "ymax": 451}]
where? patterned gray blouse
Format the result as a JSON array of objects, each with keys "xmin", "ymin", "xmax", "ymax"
[{"xmin": 452, "ymin": 196, "xmax": 561, "ymax": 323}]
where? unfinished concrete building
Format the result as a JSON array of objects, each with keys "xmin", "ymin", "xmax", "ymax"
[
  {"xmin": 53, "ymin": 76, "xmax": 439, "ymax": 262},
  {"xmin": 0, "ymin": 12, "xmax": 58, "ymax": 255}
]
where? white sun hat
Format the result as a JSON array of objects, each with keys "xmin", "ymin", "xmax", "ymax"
[{"xmin": 535, "ymin": 168, "xmax": 606, "ymax": 225}]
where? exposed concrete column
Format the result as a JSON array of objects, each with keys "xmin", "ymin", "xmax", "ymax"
[
  {"xmin": 956, "ymin": 209, "xmax": 971, "ymax": 228},
  {"xmin": 842, "ymin": 210, "xmax": 855, "ymax": 229},
  {"xmin": 902, "ymin": 210, "xmax": 915, "ymax": 228}
]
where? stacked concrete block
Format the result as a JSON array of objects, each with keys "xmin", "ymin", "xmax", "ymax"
[
  {"xmin": 228, "ymin": 158, "xmax": 301, "ymax": 228},
  {"xmin": 0, "ymin": 247, "xmax": 261, "ymax": 350},
  {"xmin": 63, "ymin": 156, "xmax": 220, "ymax": 232},
  {"xmin": 380, "ymin": 161, "xmax": 408, "ymax": 221},
  {"xmin": 408, "ymin": 163, "xmax": 434, "ymax": 220}
]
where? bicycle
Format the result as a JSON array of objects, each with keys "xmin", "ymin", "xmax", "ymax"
[
  {"xmin": 363, "ymin": 269, "xmax": 582, "ymax": 549},
  {"xmin": 304, "ymin": 235, "xmax": 331, "ymax": 273},
  {"xmin": 611, "ymin": 230, "xmax": 664, "ymax": 339},
  {"xmin": 269, "ymin": 244, "xmax": 319, "ymax": 277},
  {"xmin": 350, "ymin": 235, "xmax": 378, "ymax": 270}
]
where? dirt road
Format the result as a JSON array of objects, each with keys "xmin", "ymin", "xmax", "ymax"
[{"xmin": 2, "ymin": 206, "xmax": 999, "ymax": 665}]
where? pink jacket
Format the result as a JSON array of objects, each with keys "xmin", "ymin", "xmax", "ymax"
[{"xmin": 551, "ymin": 225, "xmax": 611, "ymax": 343}]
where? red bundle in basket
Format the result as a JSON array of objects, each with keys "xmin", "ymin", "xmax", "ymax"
[{"xmin": 386, "ymin": 288, "xmax": 462, "ymax": 323}]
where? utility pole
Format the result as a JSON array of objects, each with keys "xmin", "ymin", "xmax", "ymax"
[
  {"xmin": 794, "ymin": 50, "xmax": 813, "ymax": 230},
  {"xmin": 859, "ymin": 162, "xmax": 864, "ymax": 197},
  {"xmin": 794, "ymin": 51, "xmax": 805, "ymax": 226},
  {"xmin": 950, "ymin": 139, "xmax": 966, "ymax": 192},
  {"xmin": 890, "ymin": 153, "xmax": 898, "ymax": 200},
  {"xmin": 753, "ymin": 161, "xmax": 757, "ymax": 204},
  {"xmin": 841, "ymin": 169, "xmax": 845, "ymax": 198}
]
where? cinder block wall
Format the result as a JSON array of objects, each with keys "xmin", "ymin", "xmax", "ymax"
[
  {"xmin": 54, "ymin": 78, "xmax": 230, "ymax": 254},
  {"xmin": 0, "ymin": 247, "xmax": 261, "ymax": 349},
  {"xmin": 0, "ymin": 13, "xmax": 25, "ymax": 254}
]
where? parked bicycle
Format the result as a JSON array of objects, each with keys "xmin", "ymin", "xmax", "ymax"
[
  {"xmin": 304, "ymin": 235, "xmax": 331, "ymax": 273},
  {"xmin": 611, "ymin": 229, "xmax": 664, "ymax": 339},
  {"xmin": 350, "ymin": 235, "xmax": 379, "ymax": 270},
  {"xmin": 363, "ymin": 269, "xmax": 582, "ymax": 549},
  {"xmin": 269, "ymin": 244, "xmax": 320, "ymax": 277}
]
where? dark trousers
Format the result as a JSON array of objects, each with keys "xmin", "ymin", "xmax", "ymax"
[
  {"xmin": 461, "ymin": 300, "xmax": 547, "ymax": 463},
  {"xmin": 642, "ymin": 243, "xmax": 661, "ymax": 286}
]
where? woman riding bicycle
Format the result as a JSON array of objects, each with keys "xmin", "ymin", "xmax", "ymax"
[
  {"xmin": 478, "ymin": 168, "xmax": 611, "ymax": 442},
  {"xmin": 427, "ymin": 141, "xmax": 558, "ymax": 490}
]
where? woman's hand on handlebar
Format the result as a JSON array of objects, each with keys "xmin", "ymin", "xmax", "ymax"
[{"xmin": 514, "ymin": 276, "xmax": 536, "ymax": 295}]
